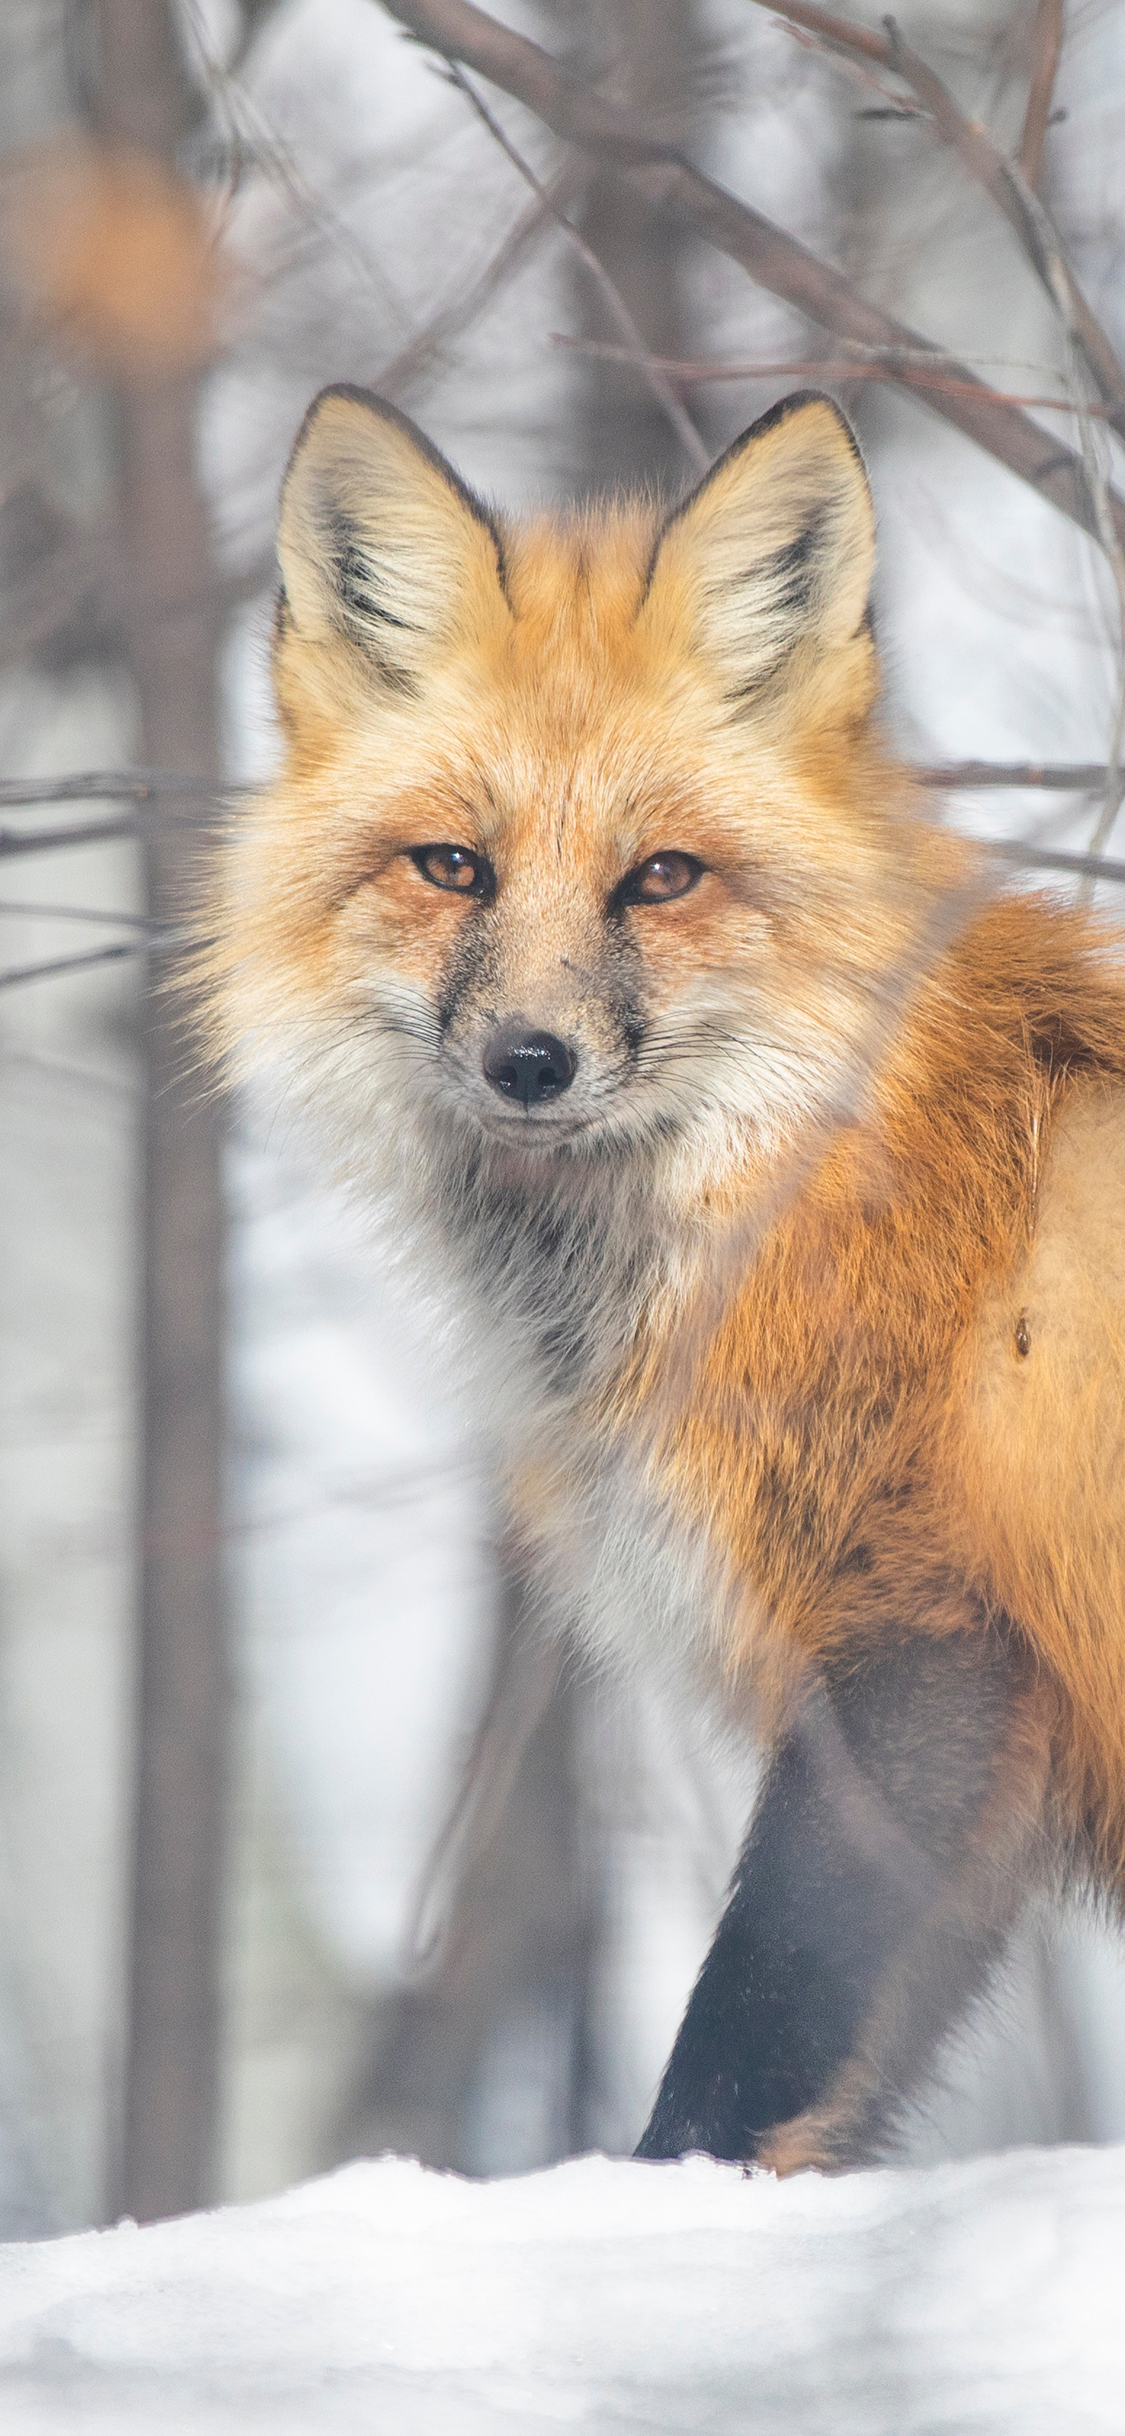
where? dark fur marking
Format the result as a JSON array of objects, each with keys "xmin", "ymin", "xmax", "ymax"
[
  {"xmin": 434, "ymin": 914, "xmax": 495, "ymax": 1038},
  {"xmin": 637, "ymin": 1621, "xmax": 1024, "ymax": 2165},
  {"xmin": 743, "ymin": 513, "xmax": 823, "ymax": 618},
  {"xmin": 322, "ymin": 505, "xmax": 416, "ymax": 638},
  {"xmin": 314, "ymin": 501, "xmax": 420, "ymax": 698},
  {"xmin": 838, "ymin": 1540, "xmax": 874, "ymax": 1576},
  {"xmin": 718, "ymin": 512, "xmax": 833, "ymax": 707},
  {"xmin": 521, "ymin": 1203, "xmax": 604, "ymax": 1389},
  {"xmin": 1030, "ymin": 1010, "xmax": 1104, "ymax": 1078},
  {"xmin": 620, "ymin": 1006, "xmax": 647, "ymax": 1065}
]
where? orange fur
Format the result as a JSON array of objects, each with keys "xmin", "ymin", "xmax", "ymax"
[
  {"xmin": 630, "ymin": 898, "xmax": 1125, "ymax": 1859},
  {"xmin": 208, "ymin": 385, "xmax": 1125, "ymax": 1910}
]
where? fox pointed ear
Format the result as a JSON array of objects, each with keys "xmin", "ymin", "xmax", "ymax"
[
  {"xmin": 641, "ymin": 393, "xmax": 875, "ymax": 703},
  {"xmin": 276, "ymin": 385, "xmax": 510, "ymax": 695}
]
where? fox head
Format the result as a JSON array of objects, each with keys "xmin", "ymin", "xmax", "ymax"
[{"xmin": 211, "ymin": 385, "xmax": 968, "ymax": 1222}]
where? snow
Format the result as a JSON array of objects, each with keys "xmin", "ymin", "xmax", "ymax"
[{"xmin": 1, "ymin": 2146, "xmax": 1123, "ymax": 2433}]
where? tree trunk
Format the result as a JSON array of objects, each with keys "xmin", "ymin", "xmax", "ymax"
[
  {"xmin": 94, "ymin": 0, "xmax": 228, "ymax": 2224},
  {"xmin": 575, "ymin": 0, "xmax": 702, "ymax": 493}
]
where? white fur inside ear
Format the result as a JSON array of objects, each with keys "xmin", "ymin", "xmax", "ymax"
[
  {"xmin": 278, "ymin": 389, "xmax": 507, "ymax": 691},
  {"xmin": 645, "ymin": 397, "xmax": 875, "ymax": 700}
]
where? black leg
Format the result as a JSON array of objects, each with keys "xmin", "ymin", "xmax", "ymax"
[{"xmin": 637, "ymin": 1620, "xmax": 1049, "ymax": 2172}]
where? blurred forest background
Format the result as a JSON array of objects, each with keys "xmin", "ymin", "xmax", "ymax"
[{"xmin": 3, "ymin": 0, "xmax": 1125, "ymax": 2238}]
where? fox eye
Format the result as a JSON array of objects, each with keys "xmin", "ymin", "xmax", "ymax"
[
  {"xmin": 617, "ymin": 852, "xmax": 703, "ymax": 908},
  {"xmin": 410, "ymin": 844, "xmax": 493, "ymax": 897}
]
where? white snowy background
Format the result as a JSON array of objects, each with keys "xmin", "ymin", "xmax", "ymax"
[{"xmin": 2, "ymin": 0, "xmax": 1125, "ymax": 2424}]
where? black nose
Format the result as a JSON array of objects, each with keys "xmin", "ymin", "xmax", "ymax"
[{"xmin": 482, "ymin": 1026, "xmax": 577, "ymax": 1108}]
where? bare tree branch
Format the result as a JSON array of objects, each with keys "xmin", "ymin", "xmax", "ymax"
[
  {"xmin": 757, "ymin": 14, "xmax": 919, "ymax": 115},
  {"xmin": 377, "ymin": 166, "xmax": 588, "ymax": 402},
  {"xmin": 744, "ymin": 0, "xmax": 1125, "ymax": 439},
  {"xmin": 985, "ymin": 838, "xmax": 1125, "ymax": 885},
  {"xmin": 375, "ymin": 0, "xmax": 1125, "ymax": 550},
  {"xmin": 551, "ymin": 333, "xmax": 1112, "ymax": 416},
  {"xmin": 0, "ymin": 771, "xmax": 227, "ymax": 806},
  {"xmin": 879, "ymin": 13, "xmax": 1125, "ymax": 442},
  {"xmin": 1019, "ymin": 0, "xmax": 1065, "ymax": 190},
  {"xmin": 444, "ymin": 61, "xmax": 709, "ymax": 472},
  {"xmin": 0, "ymin": 901, "xmax": 156, "ymax": 925},
  {"xmin": 745, "ymin": 0, "xmax": 888, "ymax": 63},
  {"xmin": 917, "ymin": 760, "xmax": 1121, "ymax": 790},
  {"xmin": 977, "ymin": 117, "xmax": 1125, "ymax": 870},
  {"xmin": 0, "ymin": 818, "xmax": 138, "ymax": 860},
  {"xmin": 0, "ymin": 940, "xmax": 143, "ymax": 990},
  {"xmin": 0, "ymin": 771, "xmax": 247, "ymax": 857}
]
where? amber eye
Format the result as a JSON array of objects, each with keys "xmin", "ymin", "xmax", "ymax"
[
  {"xmin": 409, "ymin": 844, "xmax": 493, "ymax": 897},
  {"xmin": 616, "ymin": 851, "xmax": 703, "ymax": 909}
]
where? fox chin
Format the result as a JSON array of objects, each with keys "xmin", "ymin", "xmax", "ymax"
[{"xmin": 207, "ymin": 381, "xmax": 1125, "ymax": 2175}]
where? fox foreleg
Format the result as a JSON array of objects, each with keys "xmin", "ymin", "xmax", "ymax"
[{"xmin": 636, "ymin": 1617, "xmax": 1051, "ymax": 2174}]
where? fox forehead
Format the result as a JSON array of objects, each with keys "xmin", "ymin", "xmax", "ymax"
[
  {"xmin": 306, "ymin": 687, "xmax": 815, "ymax": 938},
  {"xmin": 498, "ymin": 503, "xmax": 662, "ymax": 650},
  {"xmin": 291, "ymin": 507, "xmax": 862, "ymax": 902},
  {"xmin": 323, "ymin": 505, "xmax": 724, "ymax": 805}
]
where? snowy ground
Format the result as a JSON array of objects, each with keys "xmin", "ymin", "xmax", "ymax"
[{"xmin": 1, "ymin": 2146, "xmax": 1123, "ymax": 2433}]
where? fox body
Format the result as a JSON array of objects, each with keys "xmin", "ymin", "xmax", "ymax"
[{"xmin": 211, "ymin": 385, "xmax": 1125, "ymax": 2171}]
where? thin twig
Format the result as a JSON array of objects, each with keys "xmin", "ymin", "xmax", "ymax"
[
  {"xmin": 375, "ymin": 0, "xmax": 1125, "ymax": 551},
  {"xmin": 881, "ymin": 15, "xmax": 1105, "ymax": 377},
  {"xmin": 985, "ymin": 838, "xmax": 1125, "ymax": 885},
  {"xmin": 747, "ymin": 0, "xmax": 1125, "ymax": 436},
  {"xmin": 917, "ymin": 760, "xmax": 1118, "ymax": 790},
  {"xmin": 182, "ymin": 0, "xmax": 416, "ymax": 334},
  {"xmin": 442, "ymin": 61, "xmax": 709, "ymax": 472},
  {"xmin": 0, "ymin": 818, "xmax": 138, "ymax": 860},
  {"xmin": 1019, "ymin": 0, "xmax": 1065, "ymax": 190},
  {"xmin": 780, "ymin": 19, "xmax": 917, "ymax": 114},
  {"xmin": 847, "ymin": 5, "xmax": 1125, "ymax": 442},
  {"xmin": 749, "ymin": 0, "xmax": 888, "ymax": 63},
  {"xmin": 550, "ymin": 332, "xmax": 1110, "ymax": 414},
  {"xmin": 1064, "ymin": 393, "xmax": 1125, "ymax": 871},
  {"xmin": 0, "ymin": 772, "xmax": 254, "ymax": 859},
  {"xmin": 377, "ymin": 165, "xmax": 588, "ymax": 401},
  {"xmin": 0, "ymin": 902, "xmax": 157, "ymax": 926},
  {"xmin": 862, "ymin": 8, "xmax": 1125, "ymax": 872},
  {"xmin": 990, "ymin": 148, "xmax": 1125, "ymax": 874},
  {"xmin": 0, "ymin": 771, "xmax": 228, "ymax": 806},
  {"xmin": 0, "ymin": 941, "xmax": 143, "ymax": 991}
]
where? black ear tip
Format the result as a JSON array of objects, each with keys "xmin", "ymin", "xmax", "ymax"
[
  {"xmin": 725, "ymin": 387, "xmax": 864, "ymax": 470},
  {"xmin": 286, "ymin": 383, "xmax": 427, "ymax": 468}
]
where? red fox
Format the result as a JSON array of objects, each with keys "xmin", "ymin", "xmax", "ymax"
[{"xmin": 210, "ymin": 383, "xmax": 1125, "ymax": 2173}]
